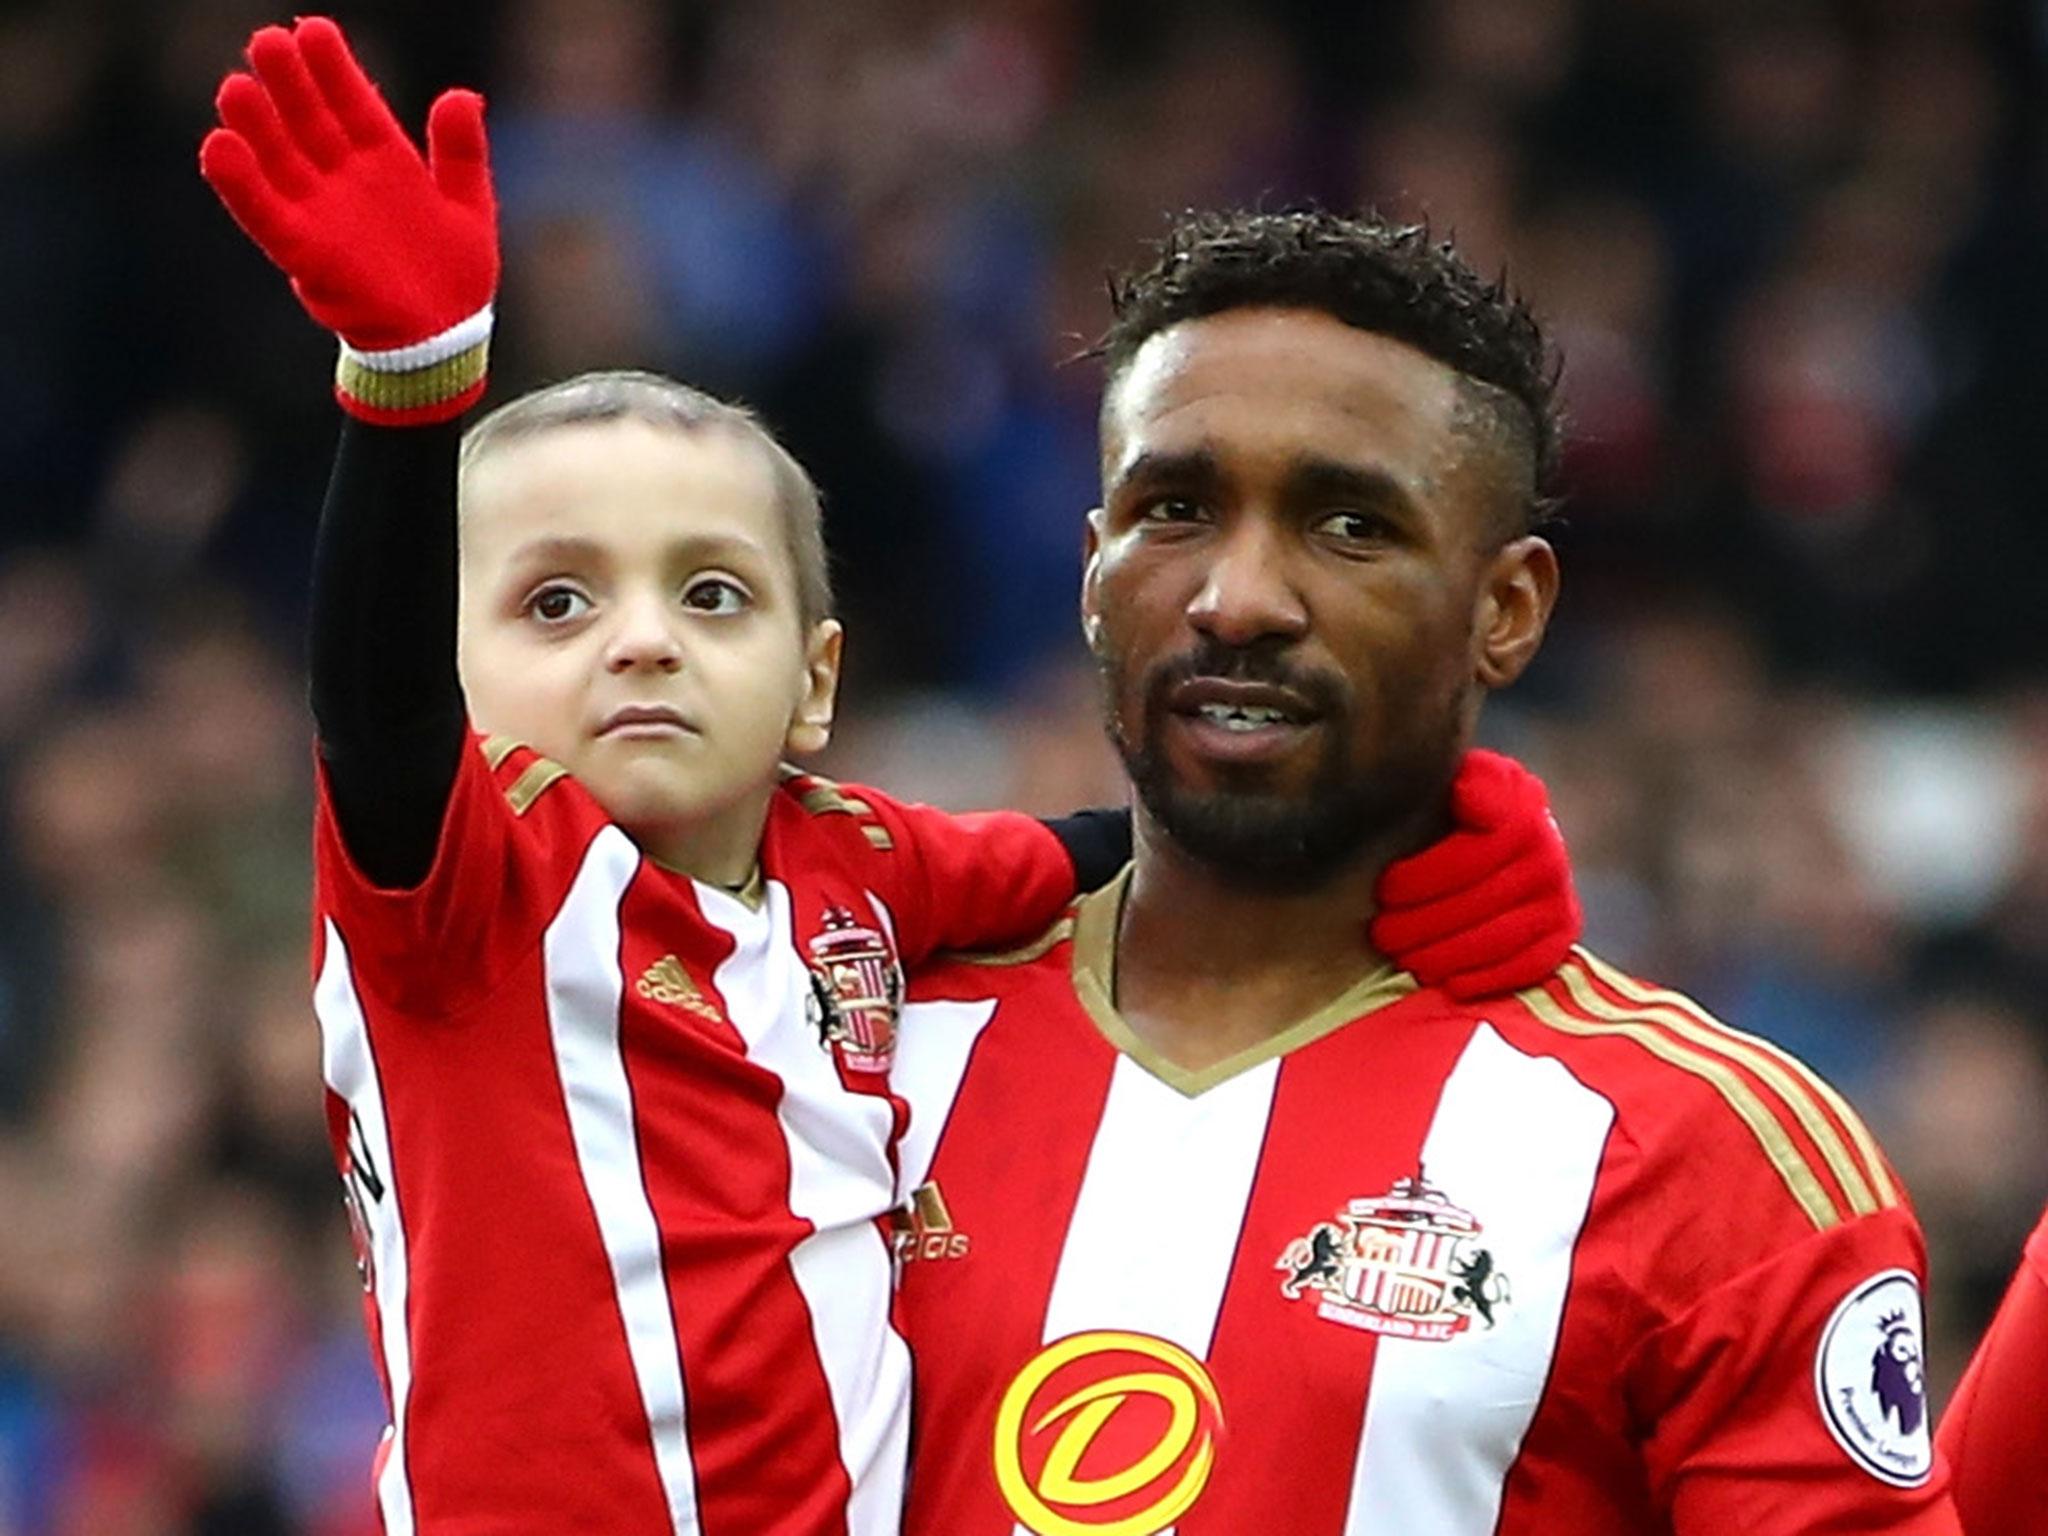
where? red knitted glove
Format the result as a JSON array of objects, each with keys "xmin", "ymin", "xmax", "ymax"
[
  {"xmin": 198, "ymin": 16, "xmax": 497, "ymax": 425},
  {"xmin": 1371, "ymin": 750, "xmax": 1581, "ymax": 1000}
]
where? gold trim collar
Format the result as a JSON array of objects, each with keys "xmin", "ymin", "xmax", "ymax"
[{"xmin": 1070, "ymin": 866, "xmax": 1416, "ymax": 1098}]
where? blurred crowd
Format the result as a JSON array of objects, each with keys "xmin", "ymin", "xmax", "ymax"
[{"xmin": 4, "ymin": 0, "xmax": 2048, "ymax": 1529}]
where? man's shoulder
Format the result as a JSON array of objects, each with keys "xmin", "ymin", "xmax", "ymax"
[{"xmin": 1488, "ymin": 946, "xmax": 1903, "ymax": 1238}]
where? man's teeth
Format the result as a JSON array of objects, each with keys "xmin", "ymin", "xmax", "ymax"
[{"xmin": 1196, "ymin": 702, "xmax": 1290, "ymax": 731}]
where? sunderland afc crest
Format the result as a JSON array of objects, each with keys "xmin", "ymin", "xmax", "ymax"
[
  {"xmin": 1277, "ymin": 1171, "xmax": 1510, "ymax": 1342},
  {"xmin": 805, "ymin": 905, "xmax": 902, "ymax": 1074}
]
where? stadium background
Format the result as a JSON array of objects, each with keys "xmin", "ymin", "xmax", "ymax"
[{"xmin": 4, "ymin": 0, "xmax": 2047, "ymax": 1529}]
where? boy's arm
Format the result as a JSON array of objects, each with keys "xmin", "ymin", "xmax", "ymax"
[
  {"xmin": 1372, "ymin": 748, "xmax": 1581, "ymax": 997},
  {"xmin": 1040, "ymin": 808, "xmax": 1133, "ymax": 893},
  {"xmin": 1031, "ymin": 750, "xmax": 1583, "ymax": 995},
  {"xmin": 859, "ymin": 749, "xmax": 1581, "ymax": 985},
  {"xmin": 308, "ymin": 419, "xmax": 466, "ymax": 887},
  {"xmin": 201, "ymin": 17, "xmax": 498, "ymax": 886}
]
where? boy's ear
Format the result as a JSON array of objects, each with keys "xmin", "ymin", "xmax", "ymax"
[{"xmin": 786, "ymin": 619, "xmax": 844, "ymax": 756}]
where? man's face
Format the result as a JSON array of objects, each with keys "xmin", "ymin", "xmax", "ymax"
[
  {"xmin": 457, "ymin": 418, "xmax": 839, "ymax": 853},
  {"xmin": 1084, "ymin": 306, "xmax": 1554, "ymax": 889}
]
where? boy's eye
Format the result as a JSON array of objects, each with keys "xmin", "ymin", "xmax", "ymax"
[
  {"xmin": 683, "ymin": 578, "xmax": 749, "ymax": 615},
  {"xmin": 527, "ymin": 584, "xmax": 591, "ymax": 623}
]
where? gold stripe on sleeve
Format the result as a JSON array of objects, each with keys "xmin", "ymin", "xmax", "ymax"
[
  {"xmin": 1576, "ymin": 949, "xmax": 1897, "ymax": 1209},
  {"xmin": 1517, "ymin": 975, "xmax": 1842, "ymax": 1231},
  {"xmin": 1555, "ymin": 958, "xmax": 1879, "ymax": 1218},
  {"xmin": 504, "ymin": 757, "xmax": 568, "ymax": 816},
  {"xmin": 480, "ymin": 734, "xmax": 521, "ymax": 770}
]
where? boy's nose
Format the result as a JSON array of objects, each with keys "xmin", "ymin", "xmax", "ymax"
[{"xmin": 605, "ymin": 597, "xmax": 684, "ymax": 673}]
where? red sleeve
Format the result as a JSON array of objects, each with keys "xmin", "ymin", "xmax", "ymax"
[
  {"xmin": 1628, "ymin": 1204, "xmax": 1962, "ymax": 1533},
  {"xmin": 1937, "ymin": 1204, "xmax": 2048, "ymax": 1535},
  {"xmin": 777, "ymin": 773, "xmax": 1078, "ymax": 967},
  {"xmin": 313, "ymin": 731, "xmax": 609, "ymax": 1015}
]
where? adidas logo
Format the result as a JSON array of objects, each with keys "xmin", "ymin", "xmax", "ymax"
[
  {"xmin": 636, "ymin": 956, "xmax": 721, "ymax": 1021},
  {"xmin": 891, "ymin": 1181, "xmax": 970, "ymax": 1264}
]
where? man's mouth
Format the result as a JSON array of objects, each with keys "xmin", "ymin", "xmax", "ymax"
[
  {"xmin": 1161, "ymin": 677, "xmax": 1320, "ymax": 761},
  {"xmin": 1192, "ymin": 701, "xmax": 1296, "ymax": 733},
  {"xmin": 1167, "ymin": 677, "xmax": 1318, "ymax": 727}
]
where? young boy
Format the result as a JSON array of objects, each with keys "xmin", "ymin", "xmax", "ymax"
[{"xmin": 199, "ymin": 18, "xmax": 1579, "ymax": 1534}]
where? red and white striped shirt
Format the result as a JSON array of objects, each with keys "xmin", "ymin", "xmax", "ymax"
[
  {"xmin": 894, "ymin": 873, "xmax": 1963, "ymax": 1536},
  {"xmin": 312, "ymin": 732, "xmax": 1076, "ymax": 1536}
]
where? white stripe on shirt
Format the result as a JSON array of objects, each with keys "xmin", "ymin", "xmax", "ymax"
[
  {"xmin": 315, "ymin": 920, "xmax": 418, "ymax": 1536},
  {"xmin": 545, "ymin": 828, "xmax": 703, "ymax": 1536},
  {"xmin": 699, "ymin": 878, "xmax": 910, "ymax": 1536},
  {"xmin": 1344, "ymin": 1022, "xmax": 1614, "ymax": 1535}
]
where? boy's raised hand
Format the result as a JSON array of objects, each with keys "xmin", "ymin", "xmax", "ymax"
[
  {"xmin": 199, "ymin": 16, "xmax": 497, "ymax": 424},
  {"xmin": 1371, "ymin": 750, "xmax": 1582, "ymax": 1000}
]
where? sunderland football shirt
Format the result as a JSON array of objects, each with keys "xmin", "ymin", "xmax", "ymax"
[
  {"xmin": 1936, "ymin": 1204, "xmax": 2048, "ymax": 1534},
  {"xmin": 312, "ymin": 732, "xmax": 1076, "ymax": 1536},
  {"xmin": 893, "ymin": 870, "xmax": 1961, "ymax": 1535}
]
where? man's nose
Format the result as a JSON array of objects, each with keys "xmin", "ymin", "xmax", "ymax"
[
  {"xmin": 1185, "ymin": 519, "xmax": 1309, "ymax": 647},
  {"xmin": 604, "ymin": 591, "xmax": 684, "ymax": 673}
]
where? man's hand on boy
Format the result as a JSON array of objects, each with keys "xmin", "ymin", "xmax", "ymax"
[
  {"xmin": 1372, "ymin": 750, "xmax": 1582, "ymax": 1000},
  {"xmin": 199, "ymin": 16, "xmax": 497, "ymax": 425}
]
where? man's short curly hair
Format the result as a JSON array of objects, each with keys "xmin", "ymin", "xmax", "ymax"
[{"xmin": 1102, "ymin": 209, "xmax": 1562, "ymax": 532}]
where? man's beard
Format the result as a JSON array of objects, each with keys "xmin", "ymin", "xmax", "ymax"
[{"xmin": 1105, "ymin": 635, "xmax": 1456, "ymax": 893}]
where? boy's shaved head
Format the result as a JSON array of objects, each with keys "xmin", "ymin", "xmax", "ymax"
[{"xmin": 461, "ymin": 370, "xmax": 833, "ymax": 629}]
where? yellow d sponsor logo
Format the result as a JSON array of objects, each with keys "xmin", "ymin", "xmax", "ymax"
[{"xmin": 994, "ymin": 1331, "xmax": 1224, "ymax": 1536}]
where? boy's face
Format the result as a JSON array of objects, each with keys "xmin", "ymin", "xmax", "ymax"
[{"xmin": 458, "ymin": 418, "xmax": 840, "ymax": 873}]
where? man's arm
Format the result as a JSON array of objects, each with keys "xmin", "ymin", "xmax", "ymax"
[
  {"xmin": 1629, "ymin": 1196, "xmax": 1963, "ymax": 1531},
  {"xmin": 1937, "ymin": 1204, "xmax": 2048, "ymax": 1534},
  {"xmin": 201, "ymin": 17, "xmax": 498, "ymax": 887}
]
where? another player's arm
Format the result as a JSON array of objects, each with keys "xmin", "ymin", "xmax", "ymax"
[
  {"xmin": 201, "ymin": 17, "xmax": 498, "ymax": 887},
  {"xmin": 1935, "ymin": 1202, "xmax": 2048, "ymax": 1535}
]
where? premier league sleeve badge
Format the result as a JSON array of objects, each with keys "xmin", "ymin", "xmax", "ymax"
[{"xmin": 1815, "ymin": 1268, "xmax": 1933, "ymax": 1487}]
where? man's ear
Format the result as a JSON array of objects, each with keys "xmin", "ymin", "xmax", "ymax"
[
  {"xmin": 1080, "ymin": 507, "xmax": 1106, "ymax": 654},
  {"xmin": 786, "ymin": 619, "xmax": 844, "ymax": 756},
  {"xmin": 1474, "ymin": 536, "xmax": 1558, "ymax": 689}
]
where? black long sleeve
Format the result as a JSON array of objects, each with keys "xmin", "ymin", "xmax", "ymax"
[
  {"xmin": 308, "ymin": 417, "xmax": 467, "ymax": 890},
  {"xmin": 1044, "ymin": 807, "xmax": 1132, "ymax": 893}
]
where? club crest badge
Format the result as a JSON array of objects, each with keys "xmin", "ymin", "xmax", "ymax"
[
  {"xmin": 805, "ymin": 905, "xmax": 902, "ymax": 1074},
  {"xmin": 1815, "ymin": 1268, "xmax": 1933, "ymax": 1486},
  {"xmin": 1276, "ymin": 1171, "xmax": 1510, "ymax": 1342}
]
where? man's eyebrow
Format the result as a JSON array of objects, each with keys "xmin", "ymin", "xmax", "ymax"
[
  {"xmin": 1281, "ymin": 456, "xmax": 1417, "ymax": 515},
  {"xmin": 1110, "ymin": 447, "xmax": 1226, "ymax": 495}
]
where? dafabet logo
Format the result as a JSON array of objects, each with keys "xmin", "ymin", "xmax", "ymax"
[{"xmin": 993, "ymin": 1331, "xmax": 1224, "ymax": 1536}]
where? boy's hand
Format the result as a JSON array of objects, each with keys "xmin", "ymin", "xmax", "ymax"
[
  {"xmin": 1371, "ymin": 750, "xmax": 1581, "ymax": 1000},
  {"xmin": 199, "ymin": 16, "xmax": 497, "ymax": 424}
]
